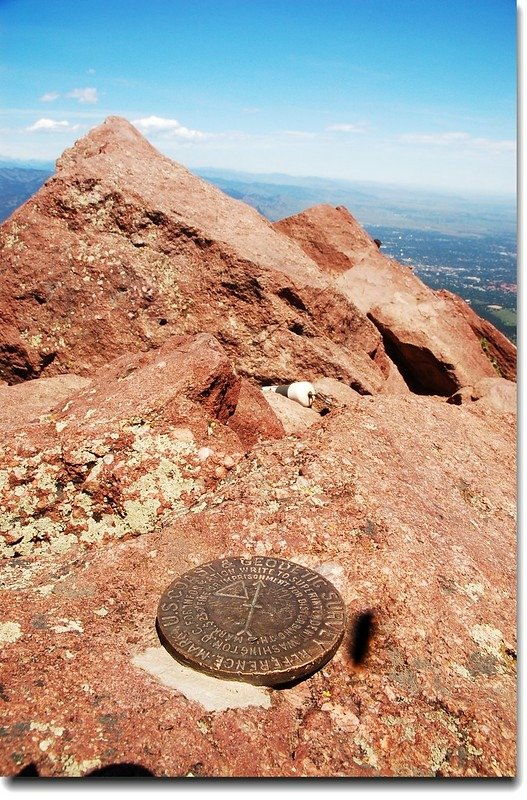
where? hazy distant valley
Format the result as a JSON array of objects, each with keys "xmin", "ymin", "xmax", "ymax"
[
  {"xmin": 0, "ymin": 163, "xmax": 517, "ymax": 342},
  {"xmin": 365, "ymin": 226, "xmax": 517, "ymax": 343},
  {"xmin": 0, "ymin": 166, "xmax": 53, "ymax": 222}
]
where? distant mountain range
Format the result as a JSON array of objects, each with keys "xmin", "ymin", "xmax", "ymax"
[
  {"xmin": 0, "ymin": 167, "xmax": 52, "ymax": 222},
  {"xmin": 194, "ymin": 167, "xmax": 516, "ymax": 237},
  {"xmin": 0, "ymin": 161, "xmax": 516, "ymax": 238}
]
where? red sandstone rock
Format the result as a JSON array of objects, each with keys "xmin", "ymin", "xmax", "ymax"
[
  {"xmin": 0, "ymin": 117, "xmax": 517, "ymax": 779},
  {"xmin": 274, "ymin": 203, "xmax": 381, "ymax": 274},
  {"xmin": 0, "ymin": 117, "xmax": 388, "ymax": 393},
  {"xmin": 312, "ymin": 377, "xmax": 362, "ymax": 409},
  {"xmin": 0, "ymin": 374, "xmax": 90, "ymax": 432},
  {"xmin": 0, "ymin": 333, "xmax": 262, "ymax": 560},
  {"xmin": 2, "ymin": 117, "xmax": 512, "ymax": 399},
  {"xmin": 275, "ymin": 204, "xmax": 512, "ymax": 395},
  {"xmin": 227, "ymin": 379, "xmax": 285, "ymax": 447},
  {"xmin": 436, "ymin": 289, "xmax": 517, "ymax": 381},
  {"xmin": 0, "ymin": 387, "xmax": 516, "ymax": 777},
  {"xmin": 447, "ymin": 376, "xmax": 517, "ymax": 414},
  {"xmin": 261, "ymin": 390, "xmax": 320, "ymax": 435}
]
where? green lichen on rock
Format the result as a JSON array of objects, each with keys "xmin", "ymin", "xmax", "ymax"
[
  {"xmin": 480, "ymin": 337, "xmax": 502, "ymax": 376},
  {"xmin": 0, "ymin": 424, "xmax": 200, "ymax": 558}
]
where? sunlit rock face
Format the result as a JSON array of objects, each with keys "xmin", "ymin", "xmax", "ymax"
[
  {"xmin": 274, "ymin": 203, "xmax": 515, "ymax": 393},
  {"xmin": 0, "ymin": 117, "xmax": 516, "ymax": 779}
]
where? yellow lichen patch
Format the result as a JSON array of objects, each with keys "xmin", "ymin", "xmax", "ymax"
[
  {"xmin": 49, "ymin": 533, "xmax": 79, "ymax": 554},
  {"xmin": 460, "ymin": 582, "xmax": 485, "ymax": 602},
  {"xmin": 451, "ymin": 662, "xmax": 472, "ymax": 680},
  {"xmin": 429, "ymin": 742, "xmax": 449, "ymax": 774},
  {"xmin": 1, "ymin": 425, "xmax": 200, "ymax": 557},
  {"xmin": 30, "ymin": 721, "xmax": 65, "ymax": 736},
  {"xmin": 352, "ymin": 735, "xmax": 379, "ymax": 769},
  {"xmin": 19, "ymin": 330, "xmax": 43, "ymax": 348},
  {"xmin": 1, "ymin": 221, "xmax": 27, "ymax": 250},
  {"xmin": 122, "ymin": 497, "xmax": 160, "ymax": 534},
  {"xmin": 470, "ymin": 624, "xmax": 505, "ymax": 660},
  {"xmin": 60, "ymin": 755, "xmax": 102, "ymax": 777},
  {"xmin": 39, "ymin": 738, "xmax": 54, "ymax": 752},
  {"xmin": 422, "ymin": 706, "xmax": 483, "ymax": 774},
  {"xmin": 30, "ymin": 721, "xmax": 65, "ymax": 755},
  {"xmin": 0, "ymin": 621, "xmax": 22, "ymax": 645},
  {"xmin": 52, "ymin": 619, "xmax": 84, "ymax": 634}
]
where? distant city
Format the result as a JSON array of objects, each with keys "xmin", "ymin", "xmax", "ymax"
[
  {"xmin": 0, "ymin": 164, "xmax": 517, "ymax": 344},
  {"xmin": 364, "ymin": 227, "xmax": 517, "ymax": 344}
]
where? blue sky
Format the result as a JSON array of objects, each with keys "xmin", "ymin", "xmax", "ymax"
[{"xmin": 0, "ymin": 0, "xmax": 517, "ymax": 195}]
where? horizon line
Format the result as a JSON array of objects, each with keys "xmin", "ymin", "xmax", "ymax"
[{"xmin": 0, "ymin": 155, "xmax": 516, "ymax": 203}]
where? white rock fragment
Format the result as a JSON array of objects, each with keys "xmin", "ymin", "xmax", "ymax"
[
  {"xmin": 52, "ymin": 619, "xmax": 84, "ymax": 634},
  {"xmin": 132, "ymin": 646, "xmax": 271, "ymax": 712},
  {"xmin": 197, "ymin": 447, "xmax": 214, "ymax": 462}
]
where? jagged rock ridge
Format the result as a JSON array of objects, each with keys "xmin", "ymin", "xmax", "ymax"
[
  {"xmin": 0, "ymin": 117, "xmax": 386, "ymax": 395},
  {"xmin": 0, "ymin": 117, "xmax": 516, "ymax": 778},
  {"xmin": 274, "ymin": 203, "xmax": 516, "ymax": 395},
  {"xmin": 0, "ymin": 116, "xmax": 515, "ymax": 396}
]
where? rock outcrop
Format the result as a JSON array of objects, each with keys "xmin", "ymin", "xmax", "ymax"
[
  {"xmin": 436, "ymin": 289, "xmax": 517, "ymax": 381},
  {"xmin": 0, "ymin": 117, "xmax": 516, "ymax": 778},
  {"xmin": 274, "ymin": 203, "xmax": 380, "ymax": 274},
  {"xmin": 274, "ymin": 204, "xmax": 512, "ymax": 394},
  {"xmin": 0, "ymin": 332, "xmax": 287, "ymax": 560},
  {"xmin": 1, "ymin": 117, "xmax": 515, "ymax": 398},
  {"xmin": 0, "ymin": 117, "xmax": 387, "ymax": 395},
  {"xmin": 0, "ymin": 340, "xmax": 516, "ymax": 776},
  {"xmin": 447, "ymin": 376, "xmax": 517, "ymax": 414}
]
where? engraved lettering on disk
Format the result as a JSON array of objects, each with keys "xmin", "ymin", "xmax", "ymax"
[{"xmin": 156, "ymin": 556, "xmax": 346, "ymax": 685}]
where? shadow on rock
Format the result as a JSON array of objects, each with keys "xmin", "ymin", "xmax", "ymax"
[{"xmin": 13, "ymin": 761, "xmax": 155, "ymax": 778}]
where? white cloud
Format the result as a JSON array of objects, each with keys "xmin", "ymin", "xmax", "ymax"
[
  {"xmin": 132, "ymin": 115, "xmax": 209, "ymax": 141},
  {"xmin": 40, "ymin": 92, "xmax": 60, "ymax": 102},
  {"xmin": 469, "ymin": 137, "xmax": 516, "ymax": 153},
  {"xmin": 25, "ymin": 118, "xmax": 80, "ymax": 133},
  {"xmin": 281, "ymin": 130, "xmax": 318, "ymax": 139},
  {"xmin": 400, "ymin": 131, "xmax": 470, "ymax": 145},
  {"xmin": 67, "ymin": 87, "xmax": 99, "ymax": 104},
  {"xmin": 400, "ymin": 131, "xmax": 515, "ymax": 153},
  {"xmin": 326, "ymin": 122, "xmax": 368, "ymax": 133}
]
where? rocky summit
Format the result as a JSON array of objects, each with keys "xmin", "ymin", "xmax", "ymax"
[{"xmin": 0, "ymin": 117, "xmax": 516, "ymax": 778}]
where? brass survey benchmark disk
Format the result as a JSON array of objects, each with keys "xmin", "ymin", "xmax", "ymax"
[{"xmin": 156, "ymin": 556, "xmax": 346, "ymax": 686}]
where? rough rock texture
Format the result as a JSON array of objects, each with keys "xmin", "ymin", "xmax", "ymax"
[
  {"xmin": 0, "ymin": 117, "xmax": 517, "ymax": 778},
  {"xmin": 447, "ymin": 377, "xmax": 517, "ymax": 414},
  {"xmin": 1, "ymin": 117, "xmax": 514, "ymax": 400},
  {"xmin": 274, "ymin": 205, "xmax": 510, "ymax": 395},
  {"xmin": 0, "ymin": 374, "xmax": 91, "ymax": 433},
  {"xmin": 0, "ymin": 117, "xmax": 387, "ymax": 395},
  {"xmin": 436, "ymin": 290, "xmax": 517, "ymax": 381},
  {"xmin": 274, "ymin": 204, "xmax": 380, "ymax": 275},
  {"xmin": 262, "ymin": 391, "xmax": 321, "ymax": 435},
  {"xmin": 0, "ymin": 345, "xmax": 516, "ymax": 776},
  {"xmin": 0, "ymin": 333, "xmax": 286, "ymax": 560}
]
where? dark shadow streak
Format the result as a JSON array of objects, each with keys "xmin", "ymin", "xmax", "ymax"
[
  {"xmin": 350, "ymin": 610, "xmax": 375, "ymax": 665},
  {"xmin": 12, "ymin": 762, "xmax": 155, "ymax": 778}
]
